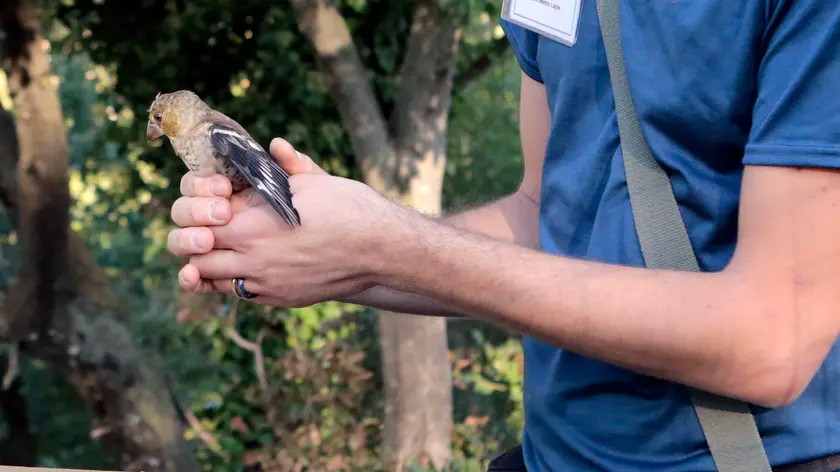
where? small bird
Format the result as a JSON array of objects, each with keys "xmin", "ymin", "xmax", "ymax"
[{"xmin": 145, "ymin": 90, "xmax": 300, "ymax": 227}]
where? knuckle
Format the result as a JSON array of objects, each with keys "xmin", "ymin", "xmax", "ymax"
[
  {"xmin": 167, "ymin": 228, "xmax": 196, "ymax": 256},
  {"xmin": 210, "ymin": 279, "xmax": 226, "ymax": 294},
  {"xmin": 188, "ymin": 199, "xmax": 212, "ymax": 224},
  {"xmin": 236, "ymin": 223, "xmax": 254, "ymax": 250},
  {"xmin": 187, "ymin": 254, "xmax": 206, "ymax": 275},
  {"xmin": 185, "ymin": 202, "xmax": 207, "ymax": 223},
  {"xmin": 191, "ymin": 179, "xmax": 208, "ymax": 198},
  {"xmin": 206, "ymin": 197, "xmax": 231, "ymax": 223},
  {"xmin": 247, "ymin": 263, "xmax": 266, "ymax": 284},
  {"xmin": 179, "ymin": 229, "xmax": 197, "ymax": 253},
  {"xmin": 211, "ymin": 175, "xmax": 231, "ymax": 196},
  {"xmin": 193, "ymin": 175, "xmax": 220, "ymax": 198},
  {"xmin": 196, "ymin": 227, "xmax": 214, "ymax": 251}
]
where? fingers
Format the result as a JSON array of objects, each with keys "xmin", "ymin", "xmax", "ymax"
[
  {"xmin": 174, "ymin": 137, "xmax": 321, "ymax": 303},
  {"xmin": 180, "ymin": 172, "xmax": 233, "ymax": 198},
  {"xmin": 189, "ymin": 250, "xmax": 255, "ymax": 281},
  {"xmin": 167, "ymin": 210, "xmax": 245, "ymax": 257},
  {"xmin": 179, "ymin": 269, "xmax": 272, "ymax": 303},
  {"xmin": 167, "ymin": 227, "xmax": 216, "ymax": 257},
  {"xmin": 171, "ymin": 196, "xmax": 232, "ymax": 227},
  {"xmin": 177, "ymin": 263, "xmax": 218, "ymax": 293},
  {"xmin": 167, "ymin": 195, "xmax": 243, "ymax": 256},
  {"xmin": 169, "ymin": 201, "xmax": 281, "ymax": 258},
  {"xmin": 183, "ymin": 251, "xmax": 269, "ymax": 299},
  {"xmin": 269, "ymin": 137, "xmax": 328, "ymax": 176}
]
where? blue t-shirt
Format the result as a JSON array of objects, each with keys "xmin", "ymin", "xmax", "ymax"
[{"xmin": 500, "ymin": 1, "xmax": 840, "ymax": 470}]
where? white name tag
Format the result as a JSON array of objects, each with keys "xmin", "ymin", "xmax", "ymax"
[{"xmin": 501, "ymin": 0, "xmax": 583, "ymax": 47}]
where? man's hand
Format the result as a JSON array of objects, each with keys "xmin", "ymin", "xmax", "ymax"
[{"xmin": 167, "ymin": 138, "xmax": 406, "ymax": 307}]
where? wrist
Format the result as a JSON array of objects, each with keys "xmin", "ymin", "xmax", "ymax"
[{"xmin": 369, "ymin": 203, "xmax": 436, "ymax": 290}]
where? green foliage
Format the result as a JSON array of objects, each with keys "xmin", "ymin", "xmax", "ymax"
[
  {"xmin": 15, "ymin": 357, "xmax": 118, "ymax": 470},
  {"xmin": 165, "ymin": 301, "xmax": 383, "ymax": 472},
  {"xmin": 445, "ymin": 53, "xmax": 523, "ymax": 209},
  {"xmin": 0, "ymin": 1, "xmax": 529, "ymax": 470},
  {"xmin": 47, "ymin": 0, "xmax": 514, "ymax": 195}
]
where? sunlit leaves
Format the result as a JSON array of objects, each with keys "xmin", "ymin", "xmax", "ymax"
[
  {"xmin": 142, "ymin": 216, "xmax": 172, "ymax": 264},
  {"xmin": 6, "ymin": 0, "xmax": 531, "ymax": 469}
]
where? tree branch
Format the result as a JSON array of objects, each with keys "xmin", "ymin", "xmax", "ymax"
[
  {"xmin": 287, "ymin": 0, "xmax": 393, "ymax": 190},
  {"xmin": 223, "ymin": 302, "xmax": 273, "ymax": 422},
  {"xmin": 224, "ymin": 303, "xmax": 269, "ymax": 396},
  {"xmin": 453, "ymin": 37, "xmax": 510, "ymax": 91},
  {"xmin": 391, "ymin": 0, "xmax": 461, "ymax": 133},
  {"xmin": 183, "ymin": 409, "xmax": 229, "ymax": 460},
  {"xmin": 2, "ymin": 343, "xmax": 19, "ymax": 389},
  {"xmin": 1, "ymin": 0, "xmax": 71, "ymax": 341},
  {"xmin": 386, "ymin": 0, "xmax": 460, "ymax": 209}
]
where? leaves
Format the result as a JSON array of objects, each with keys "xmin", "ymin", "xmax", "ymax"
[{"xmin": 1, "ymin": 0, "xmax": 528, "ymax": 469}]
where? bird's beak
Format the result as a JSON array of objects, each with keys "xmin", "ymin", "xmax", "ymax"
[{"xmin": 146, "ymin": 121, "xmax": 164, "ymax": 141}]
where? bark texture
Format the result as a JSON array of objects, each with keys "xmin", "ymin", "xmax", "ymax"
[
  {"xmin": 0, "ymin": 1, "xmax": 200, "ymax": 470},
  {"xmin": 289, "ymin": 0, "xmax": 461, "ymax": 469}
]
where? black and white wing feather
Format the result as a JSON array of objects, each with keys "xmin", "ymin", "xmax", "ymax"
[{"xmin": 207, "ymin": 124, "xmax": 301, "ymax": 227}]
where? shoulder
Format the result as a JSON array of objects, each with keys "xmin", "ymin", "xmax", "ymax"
[
  {"xmin": 500, "ymin": 19, "xmax": 543, "ymax": 84},
  {"xmin": 201, "ymin": 108, "xmax": 251, "ymax": 137},
  {"xmin": 743, "ymin": 0, "xmax": 840, "ymax": 169}
]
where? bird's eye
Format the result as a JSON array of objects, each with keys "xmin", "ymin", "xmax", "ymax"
[{"xmin": 154, "ymin": 114, "xmax": 163, "ymax": 122}]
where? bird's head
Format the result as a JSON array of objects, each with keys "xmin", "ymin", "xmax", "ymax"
[{"xmin": 146, "ymin": 90, "xmax": 207, "ymax": 141}]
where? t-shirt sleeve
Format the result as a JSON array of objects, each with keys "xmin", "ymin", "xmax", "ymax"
[
  {"xmin": 743, "ymin": 0, "xmax": 840, "ymax": 168},
  {"xmin": 499, "ymin": 19, "xmax": 543, "ymax": 83}
]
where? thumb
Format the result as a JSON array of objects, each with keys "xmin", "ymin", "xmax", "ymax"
[{"xmin": 269, "ymin": 137, "xmax": 328, "ymax": 176}]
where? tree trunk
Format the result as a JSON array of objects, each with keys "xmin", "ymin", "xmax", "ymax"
[
  {"xmin": 378, "ymin": 2, "xmax": 459, "ymax": 470},
  {"xmin": 288, "ymin": 0, "xmax": 459, "ymax": 469},
  {"xmin": 0, "ymin": 1, "xmax": 200, "ymax": 470}
]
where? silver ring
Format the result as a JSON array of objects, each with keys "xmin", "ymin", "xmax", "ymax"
[{"xmin": 232, "ymin": 278, "xmax": 257, "ymax": 299}]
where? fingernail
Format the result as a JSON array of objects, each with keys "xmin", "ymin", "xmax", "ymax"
[
  {"xmin": 209, "ymin": 201, "xmax": 227, "ymax": 222},
  {"xmin": 295, "ymin": 150, "xmax": 304, "ymax": 161},
  {"xmin": 190, "ymin": 232, "xmax": 207, "ymax": 250},
  {"xmin": 178, "ymin": 269, "xmax": 187, "ymax": 286},
  {"xmin": 270, "ymin": 137, "xmax": 284, "ymax": 152},
  {"xmin": 211, "ymin": 181, "xmax": 228, "ymax": 196}
]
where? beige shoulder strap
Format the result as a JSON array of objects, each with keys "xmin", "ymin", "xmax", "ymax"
[{"xmin": 594, "ymin": 0, "xmax": 772, "ymax": 470}]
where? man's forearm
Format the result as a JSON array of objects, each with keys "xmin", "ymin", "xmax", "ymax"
[
  {"xmin": 376, "ymin": 209, "xmax": 802, "ymax": 407},
  {"xmin": 441, "ymin": 189, "xmax": 541, "ymax": 250},
  {"xmin": 341, "ymin": 285, "xmax": 466, "ymax": 317},
  {"xmin": 342, "ymin": 189, "xmax": 540, "ymax": 316},
  {"xmin": 345, "ymin": 72, "xmax": 547, "ymax": 316}
]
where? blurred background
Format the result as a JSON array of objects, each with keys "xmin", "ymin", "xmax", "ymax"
[{"xmin": 0, "ymin": 0, "xmax": 527, "ymax": 471}]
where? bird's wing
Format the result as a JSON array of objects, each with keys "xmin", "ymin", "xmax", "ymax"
[{"xmin": 207, "ymin": 124, "xmax": 301, "ymax": 227}]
